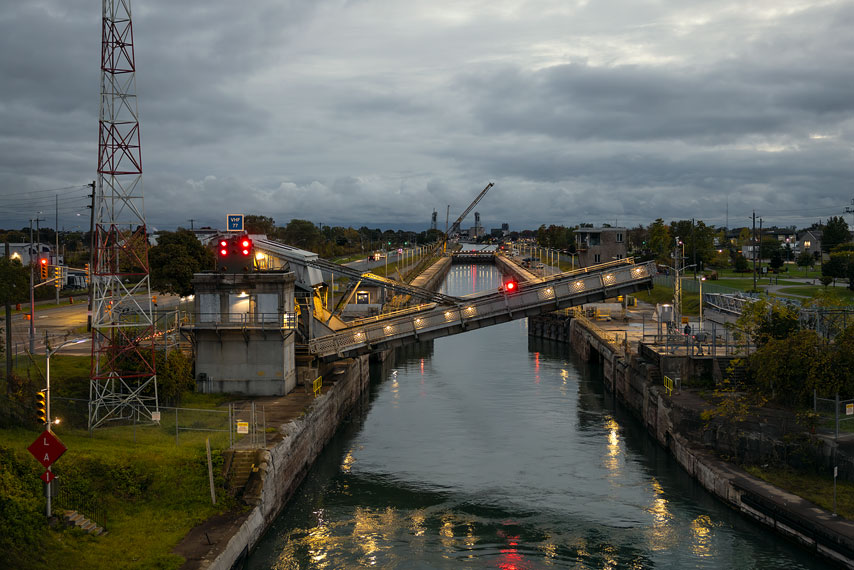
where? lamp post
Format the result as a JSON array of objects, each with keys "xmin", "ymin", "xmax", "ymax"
[
  {"xmin": 699, "ymin": 276, "xmax": 706, "ymax": 331},
  {"xmin": 44, "ymin": 337, "xmax": 89, "ymax": 516}
]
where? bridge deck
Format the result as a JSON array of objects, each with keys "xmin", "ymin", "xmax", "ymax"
[{"xmin": 309, "ymin": 259, "xmax": 655, "ymax": 360}]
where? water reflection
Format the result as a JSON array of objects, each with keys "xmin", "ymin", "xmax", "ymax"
[{"xmin": 248, "ymin": 265, "xmax": 825, "ymax": 570}]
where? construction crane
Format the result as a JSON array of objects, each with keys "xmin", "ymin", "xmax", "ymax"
[{"xmin": 438, "ymin": 182, "xmax": 494, "ymax": 253}]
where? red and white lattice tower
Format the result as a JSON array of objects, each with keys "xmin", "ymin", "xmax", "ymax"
[{"xmin": 89, "ymin": 0, "xmax": 158, "ymax": 430}]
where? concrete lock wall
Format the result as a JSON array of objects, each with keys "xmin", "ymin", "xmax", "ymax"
[
  {"xmin": 534, "ymin": 315, "xmax": 854, "ymax": 567},
  {"xmin": 207, "ymin": 355, "xmax": 370, "ymax": 570}
]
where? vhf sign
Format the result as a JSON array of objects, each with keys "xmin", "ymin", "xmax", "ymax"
[{"xmin": 227, "ymin": 214, "xmax": 244, "ymax": 232}]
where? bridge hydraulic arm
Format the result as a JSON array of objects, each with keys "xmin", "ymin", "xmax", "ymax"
[{"xmin": 305, "ymin": 256, "xmax": 460, "ymax": 305}]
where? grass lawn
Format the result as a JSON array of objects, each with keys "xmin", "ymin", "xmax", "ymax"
[
  {"xmin": 745, "ymin": 465, "xmax": 854, "ymax": 519},
  {"xmin": 2, "ymin": 424, "xmax": 239, "ymax": 570},
  {"xmin": 3, "ymin": 354, "xmax": 247, "ymax": 569}
]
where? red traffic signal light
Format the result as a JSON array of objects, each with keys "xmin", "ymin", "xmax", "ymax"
[
  {"xmin": 39, "ymin": 259, "xmax": 49, "ymax": 280},
  {"xmin": 500, "ymin": 278, "xmax": 518, "ymax": 293},
  {"xmin": 217, "ymin": 235, "xmax": 255, "ymax": 273}
]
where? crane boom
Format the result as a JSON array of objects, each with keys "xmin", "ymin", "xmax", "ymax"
[{"xmin": 448, "ymin": 182, "xmax": 494, "ymax": 236}]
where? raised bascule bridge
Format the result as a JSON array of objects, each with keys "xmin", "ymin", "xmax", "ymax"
[{"xmin": 306, "ymin": 258, "xmax": 655, "ymax": 360}]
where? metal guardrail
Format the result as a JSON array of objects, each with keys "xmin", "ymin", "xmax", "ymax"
[
  {"xmin": 309, "ymin": 260, "xmax": 656, "ymax": 359},
  {"xmin": 569, "ymin": 307, "xmax": 625, "ymax": 353},
  {"xmin": 183, "ymin": 311, "xmax": 297, "ymax": 329}
]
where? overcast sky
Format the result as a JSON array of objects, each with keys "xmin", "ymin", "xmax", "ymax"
[{"xmin": 2, "ymin": 0, "xmax": 854, "ymax": 234}]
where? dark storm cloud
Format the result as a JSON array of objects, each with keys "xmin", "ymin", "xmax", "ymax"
[{"xmin": 3, "ymin": 0, "xmax": 854, "ymax": 231}]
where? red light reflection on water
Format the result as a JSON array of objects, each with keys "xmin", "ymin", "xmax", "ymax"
[{"xmin": 497, "ymin": 534, "xmax": 533, "ymax": 570}]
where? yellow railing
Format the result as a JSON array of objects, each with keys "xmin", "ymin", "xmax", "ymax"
[
  {"xmin": 570, "ymin": 307, "xmax": 623, "ymax": 351},
  {"xmin": 663, "ymin": 375, "xmax": 675, "ymax": 396},
  {"xmin": 313, "ymin": 376, "xmax": 323, "ymax": 397}
]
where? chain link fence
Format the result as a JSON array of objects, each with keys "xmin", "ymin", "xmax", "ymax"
[
  {"xmin": 51, "ymin": 397, "xmax": 268, "ymax": 449},
  {"xmin": 814, "ymin": 393, "xmax": 854, "ymax": 439}
]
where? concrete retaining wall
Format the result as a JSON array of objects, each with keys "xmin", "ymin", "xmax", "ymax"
[
  {"xmin": 207, "ymin": 355, "xmax": 370, "ymax": 570},
  {"xmin": 532, "ymin": 314, "xmax": 854, "ymax": 567}
]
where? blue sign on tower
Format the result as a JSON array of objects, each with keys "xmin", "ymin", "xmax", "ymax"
[{"xmin": 227, "ymin": 214, "xmax": 244, "ymax": 232}]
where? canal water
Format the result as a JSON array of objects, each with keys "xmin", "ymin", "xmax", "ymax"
[{"xmin": 247, "ymin": 264, "xmax": 825, "ymax": 569}]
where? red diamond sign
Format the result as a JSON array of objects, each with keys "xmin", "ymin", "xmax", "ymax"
[
  {"xmin": 27, "ymin": 430, "xmax": 67, "ymax": 469},
  {"xmin": 40, "ymin": 470, "xmax": 55, "ymax": 484}
]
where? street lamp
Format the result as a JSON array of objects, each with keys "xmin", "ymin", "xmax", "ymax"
[
  {"xmin": 44, "ymin": 337, "xmax": 89, "ymax": 517},
  {"xmin": 699, "ymin": 276, "xmax": 706, "ymax": 330}
]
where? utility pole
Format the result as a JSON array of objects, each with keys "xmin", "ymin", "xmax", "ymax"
[
  {"xmin": 29, "ymin": 219, "xmax": 35, "ymax": 353},
  {"xmin": 188, "ymin": 219, "xmax": 195, "ymax": 231},
  {"xmin": 759, "ymin": 217, "xmax": 763, "ymax": 280},
  {"xmin": 87, "ymin": 181, "xmax": 95, "ymax": 332},
  {"xmin": 5, "ymin": 242, "xmax": 11, "ymax": 388},
  {"xmin": 692, "ymin": 218, "xmax": 697, "ymax": 279},
  {"xmin": 752, "ymin": 211, "xmax": 757, "ymax": 292},
  {"xmin": 55, "ymin": 195, "xmax": 60, "ymax": 304}
]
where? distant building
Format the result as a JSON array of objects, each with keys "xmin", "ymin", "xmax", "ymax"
[
  {"xmin": 574, "ymin": 227, "xmax": 627, "ymax": 267},
  {"xmin": 796, "ymin": 229, "xmax": 822, "ymax": 258},
  {"xmin": 468, "ymin": 226, "xmax": 486, "ymax": 239},
  {"xmin": 0, "ymin": 242, "xmax": 60, "ymax": 265}
]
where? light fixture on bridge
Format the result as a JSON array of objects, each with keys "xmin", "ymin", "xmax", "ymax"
[
  {"xmin": 383, "ymin": 324, "xmax": 395, "ymax": 336},
  {"xmin": 540, "ymin": 287, "xmax": 555, "ymax": 300},
  {"xmin": 443, "ymin": 310, "xmax": 455, "ymax": 322},
  {"xmin": 353, "ymin": 331, "xmax": 365, "ymax": 343},
  {"xmin": 413, "ymin": 317, "xmax": 425, "ymax": 329},
  {"xmin": 463, "ymin": 306, "xmax": 476, "ymax": 318},
  {"xmin": 632, "ymin": 266, "xmax": 646, "ymax": 278},
  {"xmin": 603, "ymin": 273, "xmax": 616, "ymax": 286},
  {"xmin": 571, "ymin": 280, "xmax": 585, "ymax": 292}
]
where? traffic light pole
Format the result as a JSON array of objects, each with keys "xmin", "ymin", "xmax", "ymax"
[
  {"xmin": 43, "ymin": 338, "xmax": 89, "ymax": 517},
  {"xmin": 29, "ymin": 219, "xmax": 35, "ymax": 353}
]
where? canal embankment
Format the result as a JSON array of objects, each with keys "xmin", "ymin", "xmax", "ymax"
[
  {"xmin": 530, "ymin": 307, "xmax": 854, "ymax": 568},
  {"xmin": 176, "ymin": 257, "xmax": 454, "ymax": 569},
  {"xmin": 175, "ymin": 355, "xmax": 370, "ymax": 569}
]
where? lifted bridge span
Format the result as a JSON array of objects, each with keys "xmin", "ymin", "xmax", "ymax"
[{"xmin": 308, "ymin": 259, "xmax": 655, "ymax": 361}]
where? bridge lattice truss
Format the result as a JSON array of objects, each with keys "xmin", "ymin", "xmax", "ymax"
[{"xmin": 309, "ymin": 259, "xmax": 656, "ymax": 360}]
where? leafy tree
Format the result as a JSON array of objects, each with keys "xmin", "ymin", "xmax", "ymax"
[
  {"xmin": 670, "ymin": 219, "xmax": 717, "ymax": 270},
  {"xmin": 155, "ymin": 350, "xmax": 194, "ymax": 405},
  {"xmin": 536, "ymin": 225, "xmax": 573, "ymax": 250},
  {"xmin": 822, "ymin": 216, "xmax": 850, "ymax": 253},
  {"xmin": 822, "ymin": 253, "xmax": 847, "ymax": 282},
  {"xmin": 759, "ymin": 237, "xmax": 781, "ymax": 259},
  {"xmin": 244, "ymin": 215, "xmax": 276, "ymax": 235},
  {"xmin": 279, "ymin": 219, "xmax": 322, "ymax": 250},
  {"xmin": 0, "ymin": 255, "xmax": 28, "ymax": 306},
  {"xmin": 149, "ymin": 230, "xmax": 215, "ymax": 296},
  {"xmin": 733, "ymin": 253, "xmax": 750, "ymax": 273},
  {"xmin": 647, "ymin": 218, "xmax": 671, "ymax": 262},
  {"xmin": 769, "ymin": 249, "xmax": 783, "ymax": 272},
  {"xmin": 734, "ymin": 298, "xmax": 800, "ymax": 347},
  {"xmin": 796, "ymin": 250, "xmax": 814, "ymax": 275},
  {"xmin": 748, "ymin": 330, "xmax": 824, "ymax": 407}
]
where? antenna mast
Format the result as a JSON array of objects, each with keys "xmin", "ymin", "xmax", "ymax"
[{"xmin": 89, "ymin": 0, "xmax": 158, "ymax": 429}]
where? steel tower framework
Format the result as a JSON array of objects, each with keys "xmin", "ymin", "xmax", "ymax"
[{"xmin": 89, "ymin": 0, "xmax": 158, "ymax": 430}]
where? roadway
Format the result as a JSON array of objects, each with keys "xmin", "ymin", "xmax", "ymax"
[{"xmin": 3, "ymin": 294, "xmax": 181, "ymax": 356}]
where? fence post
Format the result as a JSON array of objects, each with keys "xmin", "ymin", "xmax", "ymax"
[
  {"xmin": 175, "ymin": 407, "xmax": 179, "ymax": 446},
  {"xmin": 836, "ymin": 393, "xmax": 840, "ymax": 441}
]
